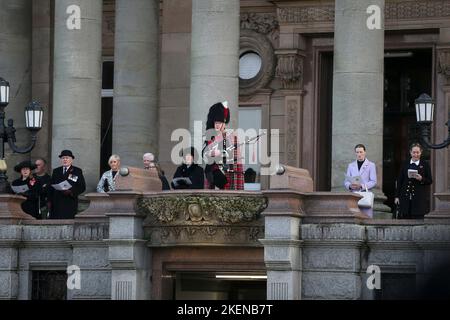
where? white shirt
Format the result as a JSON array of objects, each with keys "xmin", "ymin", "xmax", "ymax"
[{"xmin": 410, "ymin": 159, "xmax": 420, "ymax": 166}]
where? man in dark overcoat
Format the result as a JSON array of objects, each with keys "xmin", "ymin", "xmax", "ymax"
[{"xmin": 49, "ymin": 150, "xmax": 86, "ymax": 219}]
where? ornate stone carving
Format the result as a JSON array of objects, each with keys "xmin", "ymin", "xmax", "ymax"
[
  {"xmin": 137, "ymin": 197, "xmax": 185, "ymax": 223},
  {"xmin": 277, "ymin": 5, "xmax": 335, "ymax": 24},
  {"xmin": 286, "ymin": 99, "xmax": 299, "ymax": 166},
  {"xmin": 138, "ymin": 194, "xmax": 267, "ymax": 246},
  {"xmin": 385, "ymin": 0, "xmax": 450, "ymax": 20},
  {"xmin": 138, "ymin": 195, "xmax": 267, "ymax": 225},
  {"xmin": 438, "ymin": 48, "xmax": 450, "ymax": 80},
  {"xmin": 240, "ymin": 13, "xmax": 279, "ymax": 34},
  {"xmin": 239, "ymin": 29, "xmax": 276, "ymax": 96},
  {"xmin": 277, "ymin": 1, "xmax": 450, "ymax": 24},
  {"xmin": 276, "ymin": 53, "xmax": 304, "ymax": 90}
]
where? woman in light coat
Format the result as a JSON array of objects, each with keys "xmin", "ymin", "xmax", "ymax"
[
  {"xmin": 97, "ymin": 155, "xmax": 121, "ymax": 193},
  {"xmin": 344, "ymin": 144, "xmax": 377, "ymax": 218}
]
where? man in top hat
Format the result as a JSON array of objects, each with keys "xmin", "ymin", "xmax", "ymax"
[
  {"xmin": 48, "ymin": 150, "xmax": 86, "ymax": 219},
  {"xmin": 202, "ymin": 101, "xmax": 244, "ymax": 190}
]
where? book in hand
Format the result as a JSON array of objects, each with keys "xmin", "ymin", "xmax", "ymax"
[
  {"xmin": 408, "ymin": 169, "xmax": 419, "ymax": 179},
  {"xmin": 346, "ymin": 175, "xmax": 361, "ymax": 185},
  {"xmin": 51, "ymin": 180, "xmax": 73, "ymax": 191},
  {"xmin": 11, "ymin": 184, "xmax": 29, "ymax": 194},
  {"xmin": 172, "ymin": 177, "xmax": 192, "ymax": 188}
]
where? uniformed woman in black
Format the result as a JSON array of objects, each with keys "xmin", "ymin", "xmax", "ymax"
[
  {"xmin": 394, "ymin": 143, "xmax": 433, "ymax": 219},
  {"xmin": 11, "ymin": 161, "xmax": 41, "ymax": 218}
]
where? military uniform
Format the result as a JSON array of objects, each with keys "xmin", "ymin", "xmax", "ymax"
[{"xmin": 395, "ymin": 159, "xmax": 432, "ymax": 219}]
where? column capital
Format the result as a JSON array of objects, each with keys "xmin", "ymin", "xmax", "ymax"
[
  {"xmin": 275, "ymin": 50, "xmax": 305, "ymax": 90},
  {"xmin": 437, "ymin": 45, "xmax": 450, "ymax": 83}
]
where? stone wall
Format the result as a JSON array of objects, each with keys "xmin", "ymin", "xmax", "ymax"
[{"xmin": 0, "ymin": 190, "xmax": 449, "ymax": 300}]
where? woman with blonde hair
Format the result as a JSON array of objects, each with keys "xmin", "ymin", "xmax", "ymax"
[{"xmin": 97, "ymin": 154, "xmax": 121, "ymax": 193}]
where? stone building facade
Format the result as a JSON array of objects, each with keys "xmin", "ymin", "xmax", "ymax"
[{"xmin": 0, "ymin": 0, "xmax": 450, "ymax": 300}]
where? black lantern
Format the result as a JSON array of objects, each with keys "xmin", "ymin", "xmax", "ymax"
[
  {"xmin": 0, "ymin": 77, "xmax": 10, "ymax": 106},
  {"xmin": 25, "ymin": 101, "xmax": 44, "ymax": 130},
  {"xmin": 0, "ymin": 77, "xmax": 43, "ymax": 193},
  {"xmin": 415, "ymin": 93, "xmax": 434, "ymax": 124},
  {"xmin": 415, "ymin": 93, "xmax": 450, "ymax": 149}
]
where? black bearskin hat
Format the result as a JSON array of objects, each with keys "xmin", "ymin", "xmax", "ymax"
[{"xmin": 206, "ymin": 101, "xmax": 230, "ymax": 130}]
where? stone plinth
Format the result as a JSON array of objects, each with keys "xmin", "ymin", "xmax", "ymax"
[
  {"xmin": 425, "ymin": 193, "xmax": 450, "ymax": 224},
  {"xmin": 114, "ymin": 167, "xmax": 162, "ymax": 192},
  {"xmin": 75, "ymin": 193, "xmax": 112, "ymax": 223},
  {"xmin": 270, "ymin": 165, "xmax": 314, "ymax": 192},
  {"xmin": 0, "ymin": 195, "xmax": 34, "ymax": 224},
  {"xmin": 303, "ymin": 192, "xmax": 368, "ymax": 223}
]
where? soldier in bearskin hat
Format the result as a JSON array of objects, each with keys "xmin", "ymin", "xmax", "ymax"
[{"xmin": 202, "ymin": 101, "xmax": 244, "ymax": 190}]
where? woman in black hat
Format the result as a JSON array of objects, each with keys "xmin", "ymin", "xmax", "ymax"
[
  {"xmin": 48, "ymin": 149, "xmax": 86, "ymax": 219},
  {"xmin": 11, "ymin": 160, "xmax": 41, "ymax": 218},
  {"xmin": 171, "ymin": 147, "xmax": 204, "ymax": 189}
]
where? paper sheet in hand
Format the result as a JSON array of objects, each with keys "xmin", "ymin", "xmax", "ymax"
[
  {"xmin": 408, "ymin": 169, "xmax": 418, "ymax": 179},
  {"xmin": 172, "ymin": 177, "xmax": 192, "ymax": 187},
  {"xmin": 346, "ymin": 175, "xmax": 361, "ymax": 185},
  {"xmin": 51, "ymin": 180, "xmax": 72, "ymax": 191},
  {"xmin": 11, "ymin": 184, "xmax": 29, "ymax": 194}
]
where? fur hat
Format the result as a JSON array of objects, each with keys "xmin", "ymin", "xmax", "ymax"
[{"xmin": 206, "ymin": 101, "xmax": 230, "ymax": 130}]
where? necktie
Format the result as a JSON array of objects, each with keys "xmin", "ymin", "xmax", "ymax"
[{"xmin": 63, "ymin": 167, "xmax": 67, "ymax": 175}]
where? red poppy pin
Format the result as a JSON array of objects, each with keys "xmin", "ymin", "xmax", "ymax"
[{"xmin": 30, "ymin": 178, "xmax": 36, "ymax": 186}]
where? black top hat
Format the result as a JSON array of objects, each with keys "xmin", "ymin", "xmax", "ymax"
[
  {"xmin": 206, "ymin": 101, "xmax": 230, "ymax": 130},
  {"xmin": 14, "ymin": 160, "xmax": 37, "ymax": 173},
  {"xmin": 58, "ymin": 150, "xmax": 75, "ymax": 159}
]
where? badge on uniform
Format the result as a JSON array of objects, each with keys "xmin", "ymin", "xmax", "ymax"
[{"xmin": 69, "ymin": 174, "xmax": 78, "ymax": 182}]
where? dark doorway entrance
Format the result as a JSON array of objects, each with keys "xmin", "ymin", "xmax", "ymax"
[
  {"xmin": 317, "ymin": 51, "xmax": 333, "ymax": 191},
  {"xmin": 172, "ymin": 272, "xmax": 266, "ymax": 300},
  {"xmin": 31, "ymin": 270, "xmax": 67, "ymax": 300},
  {"xmin": 383, "ymin": 48, "xmax": 432, "ymax": 211}
]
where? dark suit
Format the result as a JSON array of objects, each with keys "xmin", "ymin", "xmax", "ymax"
[
  {"xmin": 11, "ymin": 177, "xmax": 41, "ymax": 219},
  {"xmin": 171, "ymin": 164, "xmax": 204, "ymax": 189},
  {"xmin": 49, "ymin": 165, "xmax": 86, "ymax": 219},
  {"xmin": 395, "ymin": 159, "xmax": 432, "ymax": 219}
]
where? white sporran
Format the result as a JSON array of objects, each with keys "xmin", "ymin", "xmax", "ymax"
[{"xmin": 355, "ymin": 186, "xmax": 374, "ymax": 209}]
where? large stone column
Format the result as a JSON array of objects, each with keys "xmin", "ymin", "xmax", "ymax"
[
  {"xmin": 31, "ymin": 0, "xmax": 52, "ymax": 163},
  {"xmin": 52, "ymin": 0, "xmax": 102, "ymax": 190},
  {"xmin": 189, "ymin": 0, "xmax": 240, "ymax": 145},
  {"xmin": 0, "ymin": 0, "xmax": 32, "ymax": 170},
  {"xmin": 112, "ymin": 0, "xmax": 159, "ymax": 167},
  {"xmin": 331, "ymin": 0, "xmax": 389, "ymax": 216}
]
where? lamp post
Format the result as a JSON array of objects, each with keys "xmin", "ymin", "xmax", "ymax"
[
  {"xmin": 415, "ymin": 93, "xmax": 450, "ymax": 149},
  {"xmin": 0, "ymin": 77, "xmax": 43, "ymax": 193}
]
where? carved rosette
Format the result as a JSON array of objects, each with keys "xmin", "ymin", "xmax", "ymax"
[
  {"xmin": 276, "ymin": 53, "xmax": 304, "ymax": 90},
  {"xmin": 438, "ymin": 48, "xmax": 450, "ymax": 81},
  {"xmin": 137, "ymin": 195, "xmax": 267, "ymax": 246}
]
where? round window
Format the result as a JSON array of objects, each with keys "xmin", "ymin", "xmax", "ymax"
[{"xmin": 239, "ymin": 52, "xmax": 262, "ymax": 80}]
